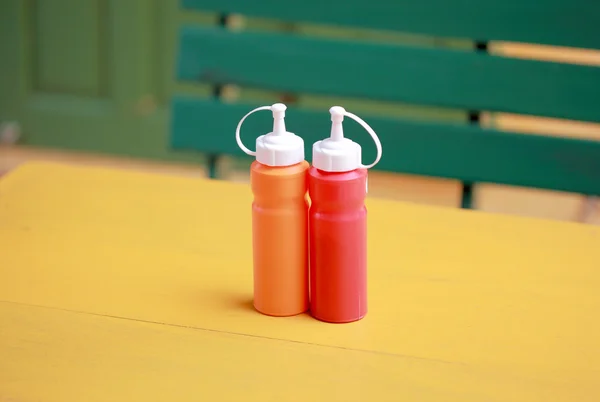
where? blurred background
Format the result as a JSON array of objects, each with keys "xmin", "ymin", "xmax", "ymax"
[{"xmin": 1, "ymin": 0, "xmax": 599, "ymax": 224}]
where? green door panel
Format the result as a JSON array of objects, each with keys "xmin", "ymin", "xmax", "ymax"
[
  {"xmin": 182, "ymin": 0, "xmax": 600, "ymax": 50},
  {"xmin": 0, "ymin": 0, "xmax": 202, "ymax": 164},
  {"xmin": 0, "ymin": 0, "xmax": 21, "ymax": 123},
  {"xmin": 33, "ymin": 0, "xmax": 107, "ymax": 97}
]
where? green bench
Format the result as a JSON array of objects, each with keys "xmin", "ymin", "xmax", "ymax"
[{"xmin": 171, "ymin": 0, "xmax": 600, "ymax": 208}]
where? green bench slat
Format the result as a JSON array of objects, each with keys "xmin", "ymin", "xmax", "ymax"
[
  {"xmin": 178, "ymin": 27, "xmax": 600, "ymax": 123},
  {"xmin": 171, "ymin": 97, "xmax": 600, "ymax": 196},
  {"xmin": 181, "ymin": 0, "xmax": 600, "ymax": 50}
]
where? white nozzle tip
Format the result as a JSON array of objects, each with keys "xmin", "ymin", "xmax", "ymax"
[
  {"xmin": 330, "ymin": 106, "xmax": 345, "ymax": 122},
  {"xmin": 271, "ymin": 103, "xmax": 287, "ymax": 115}
]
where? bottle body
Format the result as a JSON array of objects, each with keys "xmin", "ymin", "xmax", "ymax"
[
  {"xmin": 308, "ymin": 167, "xmax": 368, "ymax": 323},
  {"xmin": 251, "ymin": 160, "xmax": 309, "ymax": 316}
]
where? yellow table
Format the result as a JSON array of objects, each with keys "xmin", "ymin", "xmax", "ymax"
[{"xmin": 1, "ymin": 162, "xmax": 599, "ymax": 402}]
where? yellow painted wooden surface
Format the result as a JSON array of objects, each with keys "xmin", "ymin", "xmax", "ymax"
[
  {"xmin": 2, "ymin": 302, "xmax": 569, "ymax": 402},
  {"xmin": 1, "ymin": 162, "xmax": 599, "ymax": 401}
]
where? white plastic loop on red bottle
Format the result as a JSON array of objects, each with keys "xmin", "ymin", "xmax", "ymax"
[
  {"xmin": 312, "ymin": 106, "xmax": 382, "ymax": 172},
  {"xmin": 235, "ymin": 103, "xmax": 305, "ymax": 167}
]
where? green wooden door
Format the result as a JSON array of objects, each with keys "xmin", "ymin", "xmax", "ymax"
[{"xmin": 0, "ymin": 0, "xmax": 202, "ymax": 163}]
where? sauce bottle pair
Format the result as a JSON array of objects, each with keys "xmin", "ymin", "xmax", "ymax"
[{"xmin": 235, "ymin": 103, "xmax": 382, "ymax": 323}]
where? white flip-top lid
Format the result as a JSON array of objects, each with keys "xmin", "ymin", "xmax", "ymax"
[
  {"xmin": 312, "ymin": 106, "xmax": 382, "ymax": 172},
  {"xmin": 235, "ymin": 103, "xmax": 304, "ymax": 167}
]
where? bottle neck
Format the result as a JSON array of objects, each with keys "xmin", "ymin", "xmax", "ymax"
[
  {"xmin": 272, "ymin": 116, "xmax": 286, "ymax": 135},
  {"xmin": 330, "ymin": 121, "xmax": 344, "ymax": 141}
]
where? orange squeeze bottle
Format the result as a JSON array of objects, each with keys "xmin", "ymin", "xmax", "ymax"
[{"xmin": 235, "ymin": 103, "xmax": 309, "ymax": 316}]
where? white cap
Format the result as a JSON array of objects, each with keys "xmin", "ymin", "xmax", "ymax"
[
  {"xmin": 312, "ymin": 106, "xmax": 382, "ymax": 172},
  {"xmin": 235, "ymin": 103, "xmax": 304, "ymax": 167}
]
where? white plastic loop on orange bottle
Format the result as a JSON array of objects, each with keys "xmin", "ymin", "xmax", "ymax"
[
  {"xmin": 235, "ymin": 103, "xmax": 305, "ymax": 167},
  {"xmin": 311, "ymin": 106, "xmax": 382, "ymax": 172}
]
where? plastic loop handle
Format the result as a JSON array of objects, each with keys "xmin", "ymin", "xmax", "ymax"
[
  {"xmin": 235, "ymin": 105, "xmax": 272, "ymax": 156},
  {"xmin": 344, "ymin": 110, "xmax": 382, "ymax": 169}
]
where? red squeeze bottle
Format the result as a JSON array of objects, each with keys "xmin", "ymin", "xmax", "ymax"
[
  {"xmin": 235, "ymin": 103, "xmax": 309, "ymax": 317},
  {"xmin": 308, "ymin": 106, "xmax": 382, "ymax": 323}
]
